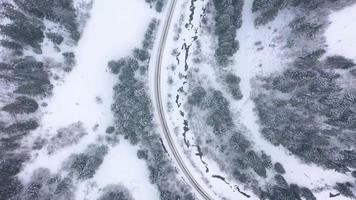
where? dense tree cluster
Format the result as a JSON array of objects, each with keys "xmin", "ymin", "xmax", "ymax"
[
  {"xmin": 261, "ymin": 184, "xmax": 316, "ymax": 200},
  {"xmin": 254, "ymin": 53, "xmax": 356, "ymax": 177},
  {"xmin": 0, "ymin": 0, "xmax": 79, "ymax": 55},
  {"xmin": 63, "ymin": 144, "xmax": 108, "ymax": 180},
  {"xmin": 62, "ymin": 52, "xmax": 76, "ymax": 71},
  {"xmin": 186, "ymin": 85, "xmax": 320, "ymax": 198},
  {"xmin": 13, "ymin": 0, "xmax": 80, "ymax": 41},
  {"xmin": 112, "ymin": 57, "xmax": 152, "ymax": 145},
  {"xmin": 145, "ymin": 0, "xmax": 166, "ymax": 12},
  {"xmin": 47, "ymin": 122, "xmax": 88, "ymax": 154},
  {"xmin": 109, "ymin": 17, "xmax": 195, "ymax": 199},
  {"xmin": 212, "ymin": 0, "xmax": 243, "ymax": 65},
  {"xmin": 140, "ymin": 19, "xmax": 158, "ymax": 59},
  {"xmin": 224, "ymin": 73, "xmax": 243, "ymax": 100},
  {"xmin": 188, "ymin": 88, "xmax": 266, "ymax": 178},
  {"xmin": 251, "ymin": 0, "xmax": 349, "ymax": 27},
  {"xmin": 110, "ymin": 55, "xmax": 195, "ymax": 199},
  {"xmin": 0, "ymin": 153, "xmax": 28, "ymax": 199},
  {"xmin": 3, "ymin": 120, "xmax": 38, "ymax": 134},
  {"xmin": 335, "ymin": 182, "xmax": 355, "ymax": 198},
  {"xmin": 46, "ymin": 32, "xmax": 64, "ymax": 45},
  {"xmin": 19, "ymin": 168, "xmax": 74, "ymax": 200},
  {"xmin": 98, "ymin": 185, "xmax": 133, "ymax": 200},
  {"xmin": 2, "ymin": 96, "xmax": 39, "ymax": 114},
  {"xmin": 0, "ymin": 1, "xmax": 83, "ymax": 199},
  {"xmin": 288, "ymin": 16, "xmax": 324, "ymax": 39},
  {"xmin": 1, "ymin": 56, "xmax": 53, "ymax": 99},
  {"xmin": 0, "ymin": 3, "xmax": 44, "ymax": 51},
  {"xmin": 252, "ymin": 0, "xmax": 286, "ymax": 26}
]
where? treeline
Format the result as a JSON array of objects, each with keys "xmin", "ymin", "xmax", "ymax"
[
  {"xmin": 0, "ymin": 0, "xmax": 81, "ymax": 199},
  {"xmin": 251, "ymin": 0, "xmax": 353, "ymax": 27},
  {"xmin": 253, "ymin": 53, "xmax": 356, "ymax": 197},
  {"xmin": 186, "ymin": 85, "xmax": 317, "ymax": 199},
  {"xmin": 0, "ymin": 0, "xmax": 80, "ymax": 53},
  {"xmin": 212, "ymin": 0, "xmax": 243, "ymax": 66},
  {"xmin": 109, "ymin": 18, "xmax": 195, "ymax": 200},
  {"xmin": 8, "ymin": 144, "xmax": 109, "ymax": 200},
  {"xmin": 252, "ymin": 0, "xmax": 286, "ymax": 26}
]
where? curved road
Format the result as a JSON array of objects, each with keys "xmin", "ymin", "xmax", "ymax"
[{"xmin": 153, "ymin": 0, "xmax": 214, "ymax": 200}]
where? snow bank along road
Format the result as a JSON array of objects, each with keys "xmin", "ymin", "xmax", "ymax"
[{"xmin": 154, "ymin": 0, "xmax": 214, "ymax": 199}]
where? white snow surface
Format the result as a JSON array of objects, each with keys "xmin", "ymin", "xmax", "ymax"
[
  {"xmin": 325, "ymin": 3, "xmax": 356, "ymax": 61},
  {"xmin": 75, "ymin": 140, "xmax": 159, "ymax": 200},
  {"xmin": 19, "ymin": 0, "xmax": 160, "ymax": 199}
]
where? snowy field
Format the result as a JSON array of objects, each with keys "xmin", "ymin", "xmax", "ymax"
[
  {"xmin": 325, "ymin": 3, "xmax": 356, "ymax": 61},
  {"xmin": 18, "ymin": 0, "xmax": 160, "ymax": 199}
]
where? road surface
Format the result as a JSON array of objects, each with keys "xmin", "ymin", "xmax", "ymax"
[{"xmin": 153, "ymin": 0, "xmax": 215, "ymax": 199}]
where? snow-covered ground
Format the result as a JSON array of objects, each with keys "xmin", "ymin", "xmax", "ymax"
[
  {"xmin": 75, "ymin": 140, "xmax": 160, "ymax": 200},
  {"xmin": 325, "ymin": 3, "xmax": 356, "ymax": 61},
  {"xmin": 325, "ymin": 4, "xmax": 356, "ymax": 61},
  {"xmin": 233, "ymin": 0, "xmax": 354, "ymax": 197},
  {"xmin": 18, "ymin": 0, "xmax": 160, "ymax": 199}
]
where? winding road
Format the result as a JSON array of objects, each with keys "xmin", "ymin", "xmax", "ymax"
[{"xmin": 153, "ymin": 0, "xmax": 214, "ymax": 200}]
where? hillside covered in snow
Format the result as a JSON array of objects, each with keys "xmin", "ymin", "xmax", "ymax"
[{"xmin": 0, "ymin": 0, "xmax": 356, "ymax": 200}]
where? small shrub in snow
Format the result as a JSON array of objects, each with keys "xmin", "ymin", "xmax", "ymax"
[
  {"xmin": 274, "ymin": 162, "xmax": 285, "ymax": 174},
  {"xmin": 352, "ymin": 171, "xmax": 356, "ymax": 178},
  {"xmin": 46, "ymin": 32, "xmax": 64, "ymax": 45},
  {"xmin": 137, "ymin": 149, "xmax": 148, "ymax": 160},
  {"xmin": 105, "ymin": 126, "xmax": 115, "ymax": 134},
  {"xmin": 225, "ymin": 73, "xmax": 243, "ymax": 100},
  {"xmin": 62, "ymin": 52, "xmax": 76, "ymax": 70}
]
